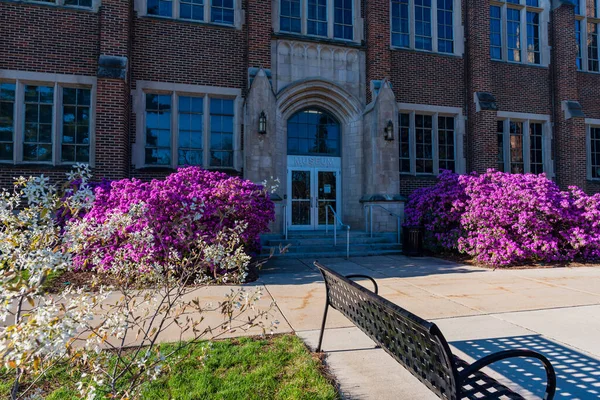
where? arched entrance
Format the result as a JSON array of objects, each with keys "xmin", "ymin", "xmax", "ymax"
[{"xmin": 286, "ymin": 108, "xmax": 341, "ymax": 230}]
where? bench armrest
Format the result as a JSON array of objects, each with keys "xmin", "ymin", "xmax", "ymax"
[
  {"xmin": 345, "ymin": 274, "xmax": 379, "ymax": 295},
  {"xmin": 458, "ymin": 349, "xmax": 556, "ymax": 400}
]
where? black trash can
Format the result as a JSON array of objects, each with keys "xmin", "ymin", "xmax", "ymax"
[{"xmin": 402, "ymin": 225, "xmax": 424, "ymax": 257}]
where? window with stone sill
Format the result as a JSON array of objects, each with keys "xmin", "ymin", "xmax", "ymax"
[
  {"xmin": 143, "ymin": 92, "xmax": 235, "ymax": 168},
  {"xmin": 398, "ymin": 112, "xmax": 456, "ymax": 175},
  {"xmin": 588, "ymin": 126, "xmax": 600, "ymax": 179},
  {"xmin": 0, "ymin": 81, "xmax": 92, "ymax": 165},
  {"xmin": 279, "ymin": 0, "xmax": 355, "ymax": 41},
  {"xmin": 490, "ymin": 0, "xmax": 546, "ymax": 65},
  {"xmin": 146, "ymin": 0, "xmax": 235, "ymax": 25},
  {"xmin": 574, "ymin": 0, "xmax": 600, "ymax": 72},
  {"xmin": 24, "ymin": 0, "xmax": 93, "ymax": 7},
  {"xmin": 391, "ymin": 0, "xmax": 459, "ymax": 54},
  {"xmin": 497, "ymin": 118, "xmax": 545, "ymax": 174}
]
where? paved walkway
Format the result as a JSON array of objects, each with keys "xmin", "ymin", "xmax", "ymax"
[{"xmin": 254, "ymin": 256, "xmax": 600, "ymax": 400}]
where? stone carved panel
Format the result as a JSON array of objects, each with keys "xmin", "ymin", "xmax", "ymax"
[{"xmin": 273, "ymin": 40, "xmax": 365, "ymax": 103}]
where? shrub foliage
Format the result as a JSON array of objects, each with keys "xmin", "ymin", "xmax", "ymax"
[{"xmin": 404, "ymin": 170, "xmax": 600, "ymax": 266}]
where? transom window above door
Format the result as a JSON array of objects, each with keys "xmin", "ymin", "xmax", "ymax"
[
  {"xmin": 287, "ymin": 109, "xmax": 340, "ymax": 156},
  {"xmin": 277, "ymin": 0, "xmax": 361, "ymax": 42}
]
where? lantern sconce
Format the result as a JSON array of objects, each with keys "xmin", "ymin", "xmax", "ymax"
[
  {"xmin": 258, "ymin": 111, "xmax": 267, "ymax": 135},
  {"xmin": 384, "ymin": 119, "xmax": 394, "ymax": 141}
]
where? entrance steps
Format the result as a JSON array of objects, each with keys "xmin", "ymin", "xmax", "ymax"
[{"xmin": 259, "ymin": 231, "xmax": 402, "ymax": 258}]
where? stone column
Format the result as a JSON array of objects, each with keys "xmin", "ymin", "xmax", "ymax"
[
  {"xmin": 94, "ymin": 0, "xmax": 132, "ymax": 180},
  {"xmin": 552, "ymin": 0, "xmax": 587, "ymax": 189},
  {"xmin": 466, "ymin": 0, "xmax": 498, "ymax": 173},
  {"xmin": 364, "ymin": 0, "xmax": 391, "ymax": 104},
  {"xmin": 244, "ymin": 69, "xmax": 284, "ymax": 231},
  {"xmin": 361, "ymin": 80, "xmax": 404, "ymax": 232}
]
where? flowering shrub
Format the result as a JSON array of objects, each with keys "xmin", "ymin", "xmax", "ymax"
[
  {"xmin": 404, "ymin": 170, "xmax": 600, "ymax": 266},
  {"xmin": 72, "ymin": 167, "xmax": 275, "ymax": 273},
  {"xmin": 404, "ymin": 170, "xmax": 467, "ymax": 251}
]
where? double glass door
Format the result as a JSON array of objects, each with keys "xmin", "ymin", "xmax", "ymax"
[{"xmin": 288, "ymin": 167, "xmax": 340, "ymax": 230}]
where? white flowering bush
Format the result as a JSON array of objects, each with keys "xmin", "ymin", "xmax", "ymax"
[{"xmin": 1, "ymin": 168, "xmax": 277, "ymax": 399}]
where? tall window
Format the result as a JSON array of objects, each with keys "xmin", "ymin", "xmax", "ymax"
[
  {"xmin": 143, "ymin": 93, "xmax": 236, "ymax": 168},
  {"xmin": 209, "ymin": 99, "xmax": 235, "ymax": 167},
  {"xmin": 178, "ymin": 96, "xmax": 203, "ymax": 166},
  {"xmin": 490, "ymin": 0, "xmax": 544, "ymax": 65},
  {"xmin": 574, "ymin": 0, "xmax": 600, "ymax": 72},
  {"xmin": 0, "ymin": 83, "xmax": 15, "ymax": 162},
  {"xmin": 279, "ymin": 0, "xmax": 357, "ymax": 41},
  {"xmin": 147, "ymin": 0, "xmax": 235, "ymax": 25},
  {"xmin": 391, "ymin": 0, "xmax": 457, "ymax": 54},
  {"xmin": 0, "ymin": 78, "xmax": 94, "ymax": 165},
  {"xmin": 497, "ymin": 118, "xmax": 547, "ymax": 174},
  {"xmin": 398, "ymin": 112, "xmax": 457, "ymax": 175},
  {"xmin": 24, "ymin": 85, "xmax": 54, "ymax": 163},
  {"xmin": 308, "ymin": 0, "xmax": 327, "ymax": 36},
  {"xmin": 590, "ymin": 126, "xmax": 600, "ymax": 179},
  {"xmin": 62, "ymin": 88, "xmax": 91, "ymax": 163}
]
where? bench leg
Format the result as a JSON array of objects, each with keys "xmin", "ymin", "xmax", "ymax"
[{"xmin": 316, "ymin": 302, "xmax": 329, "ymax": 353}]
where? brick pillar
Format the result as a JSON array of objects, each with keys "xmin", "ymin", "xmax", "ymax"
[
  {"xmin": 247, "ymin": 0, "xmax": 272, "ymax": 69},
  {"xmin": 466, "ymin": 0, "xmax": 498, "ymax": 173},
  {"xmin": 552, "ymin": 3, "xmax": 587, "ymax": 189},
  {"xmin": 94, "ymin": 0, "xmax": 132, "ymax": 180},
  {"xmin": 365, "ymin": 0, "xmax": 391, "ymax": 103}
]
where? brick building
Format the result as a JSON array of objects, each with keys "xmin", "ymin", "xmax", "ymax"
[{"xmin": 1, "ymin": 0, "xmax": 599, "ymax": 233}]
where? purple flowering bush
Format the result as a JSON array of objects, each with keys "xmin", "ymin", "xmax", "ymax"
[
  {"xmin": 71, "ymin": 166, "xmax": 275, "ymax": 273},
  {"xmin": 404, "ymin": 170, "xmax": 600, "ymax": 266}
]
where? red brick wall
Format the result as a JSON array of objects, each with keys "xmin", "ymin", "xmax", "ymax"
[
  {"xmin": 247, "ymin": 0, "xmax": 272, "ymax": 69},
  {"xmin": 491, "ymin": 63, "xmax": 551, "ymax": 115},
  {"xmin": 0, "ymin": 2, "xmax": 99, "ymax": 75},
  {"xmin": 365, "ymin": 0, "xmax": 391, "ymax": 103}
]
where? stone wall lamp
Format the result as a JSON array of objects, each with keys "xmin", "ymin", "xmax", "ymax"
[
  {"xmin": 384, "ymin": 119, "xmax": 394, "ymax": 141},
  {"xmin": 258, "ymin": 111, "xmax": 267, "ymax": 135}
]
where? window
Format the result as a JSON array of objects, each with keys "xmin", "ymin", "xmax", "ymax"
[
  {"xmin": 278, "ymin": 0, "xmax": 358, "ymax": 41},
  {"xmin": 0, "ymin": 77, "xmax": 94, "ymax": 165},
  {"xmin": 497, "ymin": 117, "xmax": 547, "ymax": 174},
  {"xmin": 574, "ymin": 0, "xmax": 600, "ymax": 72},
  {"xmin": 145, "ymin": 93, "xmax": 172, "ymax": 166},
  {"xmin": 0, "ymin": 83, "xmax": 15, "ymax": 162},
  {"xmin": 209, "ymin": 99, "xmax": 234, "ymax": 167},
  {"xmin": 489, "ymin": 0, "xmax": 545, "ymax": 65},
  {"xmin": 178, "ymin": 96, "xmax": 203, "ymax": 165},
  {"xmin": 147, "ymin": 0, "xmax": 234, "ymax": 25},
  {"xmin": 398, "ymin": 111, "xmax": 459, "ymax": 175},
  {"xmin": 391, "ymin": 0, "xmax": 458, "ymax": 54},
  {"xmin": 590, "ymin": 126, "xmax": 600, "ymax": 179},
  {"xmin": 139, "ymin": 88, "xmax": 238, "ymax": 169},
  {"xmin": 287, "ymin": 109, "xmax": 340, "ymax": 156},
  {"xmin": 62, "ymin": 88, "xmax": 91, "ymax": 163}
]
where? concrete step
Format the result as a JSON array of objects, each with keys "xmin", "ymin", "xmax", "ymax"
[
  {"xmin": 260, "ymin": 248, "xmax": 403, "ymax": 259},
  {"xmin": 266, "ymin": 236, "xmax": 392, "ymax": 246},
  {"xmin": 262, "ymin": 242, "xmax": 402, "ymax": 254}
]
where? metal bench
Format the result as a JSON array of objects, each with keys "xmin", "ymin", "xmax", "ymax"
[{"xmin": 314, "ymin": 261, "xmax": 557, "ymax": 400}]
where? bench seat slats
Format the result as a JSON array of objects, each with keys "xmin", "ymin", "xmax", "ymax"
[{"xmin": 454, "ymin": 356, "xmax": 525, "ymax": 400}]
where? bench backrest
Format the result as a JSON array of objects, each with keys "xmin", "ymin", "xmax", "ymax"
[{"xmin": 316, "ymin": 262, "xmax": 459, "ymax": 400}]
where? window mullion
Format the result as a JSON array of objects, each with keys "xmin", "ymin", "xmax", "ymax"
[
  {"xmin": 432, "ymin": 0, "xmax": 438, "ymax": 53},
  {"xmin": 502, "ymin": 5, "xmax": 508, "ymax": 61},
  {"xmin": 583, "ymin": 18, "xmax": 589, "ymax": 71},
  {"xmin": 205, "ymin": 0, "xmax": 210, "ymax": 22},
  {"xmin": 410, "ymin": 111, "xmax": 416, "ymax": 175},
  {"xmin": 172, "ymin": 92, "xmax": 179, "ymax": 169},
  {"xmin": 433, "ymin": 113, "xmax": 439, "ymax": 175},
  {"xmin": 14, "ymin": 81, "xmax": 23, "ymax": 164},
  {"xmin": 523, "ymin": 119, "xmax": 531, "ymax": 173},
  {"xmin": 328, "ymin": 0, "xmax": 334, "ymax": 38},
  {"xmin": 410, "ymin": 0, "xmax": 415, "ymax": 49},
  {"xmin": 504, "ymin": 119, "xmax": 510, "ymax": 172},
  {"xmin": 520, "ymin": 7, "xmax": 527, "ymax": 64},
  {"xmin": 204, "ymin": 95, "xmax": 210, "ymax": 167},
  {"xmin": 173, "ymin": 0, "xmax": 178, "ymax": 19},
  {"xmin": 52, "ymin": 82, "xmax": 59, "ymax": 166}
]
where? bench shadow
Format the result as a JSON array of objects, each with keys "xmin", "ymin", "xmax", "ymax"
[{"xmin": 451, "ymin": 335, "xmax": 600, "ymax": 400}]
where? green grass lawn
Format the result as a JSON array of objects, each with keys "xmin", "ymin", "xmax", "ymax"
[{"xmin": 0, "ymin": 335, "xmax": 338, "ymax": 400}]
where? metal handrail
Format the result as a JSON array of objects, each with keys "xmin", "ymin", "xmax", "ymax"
[
  {"xmin": 364, "ymin": 204, "xmax": 402, "ymax": 244},
  {"xmin": 325, "ymin": 205, "xmax": 350, "ymax": 259},
  {"xmin": 282, "ymin": 204, "xmax": 288, "ymax": 240}
]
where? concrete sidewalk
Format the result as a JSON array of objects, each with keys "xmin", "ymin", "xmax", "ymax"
[{"xmin": 256, "ymin": 256, "xmax": 600, "ymax": 400}]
